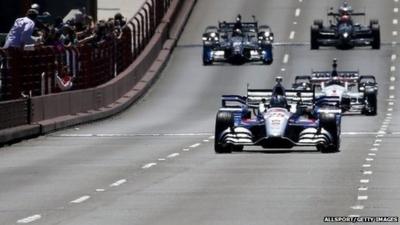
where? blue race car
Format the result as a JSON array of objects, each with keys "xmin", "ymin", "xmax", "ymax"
[
  {"xmin": 202, "ymin": 15, "xmax": 274, "ymax": 65},
  {"xmin": 214, "ymin": 77, "xmax": 342, "ymax": 154}
]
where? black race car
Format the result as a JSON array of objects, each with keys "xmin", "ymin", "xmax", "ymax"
[
  {"xmin": 202, "ymin": 15, "xmax": 274, "ymax": 65},
  {"xmin": 310, "ymin": 1, "xmax": 380, "ymax": 49}
]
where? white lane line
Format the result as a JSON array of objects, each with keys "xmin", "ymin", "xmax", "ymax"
[
  {"xmin": 70, "ymin": 195, "xmax": 91, "ymax": 204},
  {"xmin": 392, "ymin": 54, "xmax": 397, "ymax": 61},
  {"xmin": 390, "ymin": 86, "xmax": 395, "ymax": 90},
  {"xmin": 203, "ymin": 139, "xmax": 210, "ymax": 142},
  {"xmin": 351, "ymin": 205, "xmax": 364, "ymax": 210},
  {"xmin": 376, "ymin": 134, "xmax": 384, "ymax": 138},
  {"xmin": 393, "ymin": 31, "xmax": 398, "ymax": 36},
  {"xmin": 373, "ymin": 143, "xmax": 380, "ymax": 147},
  {"xmin": 395, "ymin": 8, "xmax": 399, "ymax": 13},
  {"xmin": 96, "ymin": 189, "xmax": 105, "ymax": 192},
  {"xmin": 375, "ymin": 139, "xmax": 382, "ymax": 143},
  {"xmin": 299, "ymin": 0, "xmax": 303, "ymax": 2},
  {"xmin": 209, "ymin": 136, "xmax": 215, "ymax": 139},
  {"xmin": 293, "ymin": 21, "xmax": 298, "ymax": 25},
  {"xmin": 295, "ymin": 8, "xmax": 301, "ymax": 17},
  {"xmin": 368, "ymin": 153, "xmax": 377, "ymax": 156},
  {"xmin": 389, "ymin": 101, "xmax": 395, "ymax": 105},
  {"xmin": 363, "ymin": 171, "xmax": 373, "ymax": 175},
  {"xmin": 289, "ymin": 31, "xmax": 296, "ymax": 40},
  {"xmin": 281, "ymin": 68, "xmax": 286, "ymax": 72},
  {"xmin": 190, "ymin": 143, "xmax": 201, "ymax": 148},
  {"xmin": 391, "ymin": 66, "xmax": 396, "ymax": 72},
  {"xmin": 393, "ymin": 41, "xmax": 398, "ymax": 45},
  {"xmin": 363, "ymin": 164, "xmax": 371, "ymax": 168},
  {"xmin": 388, "ymin": 108, "xmax": 393, "ymax": 112},
  {"xmin": 142, "ymin": 163, "xmax": 157, "ymax": 169},
  {"xmin": 360, "ymin": 179, "xmax": 370, "ymax": 184},
  {"xmin": 366, "ymin": 158, "xmax": 374, "ymax": 161},
  {"xmin": 158, "ymin": 158, "xmax": 166, "ymax": 161},
  {"xmin": 394, "ymin": 19, "xmax": 399, "ymax": 25},
  {"xmin": 110, "ymin": 179, "xmax": 127, "ymax": 187},
  {"xmin": 387, "ymin": 113, "xmax": 393, "ymax": 116},
  {"xmin": 17, "ymin": 215, "xmax": 42, "ymax": 224},
  {"xmin": 396, "ymin": 0, "xmax": 399, "ymax": 3},
  {"xmin": 183, "ymin": 148, "xmax": 190, "ymax": 152},
  {"xmin": 349, "ymin": 215, "xmax": 360, "ymax": 218},
  {"xmin": 283, "ymin": 54, "xmax": 290, "ymax": 63},
  {"xmin": 358, "ymin": 186, "xmax": 368, "ymax": 191},
  {"xmin": 167, "ymin": 153, "xmax": 180, "ymax": 158},
  {"xmin": 358, "ymin": 195, "xmax": 368, "ymax": 200}
]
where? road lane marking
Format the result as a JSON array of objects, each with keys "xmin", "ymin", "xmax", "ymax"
[
  {"xmin": 110, "ymin": 179, "xmax": 127, "ymax": 187},
  {"xmin": 289, "ymin": 31, "xmax": 295, "ymax": 40},
  {"xmin": 295, "ymin": 8, "xmax": 301, "ymax": 17},
  {"xmin": 158, "ymin": 158, "xmax": 166, "ymax": 161},
  {"xmin": 366, "ymin": 158, "xmax": 374, "ymax": 161},
  {"xmin": 358, "ymin": 186, "xmax": 368, "ymax": 191},
  {"xmin": 351, "ymin": 205, "xmax": 364, "ymax": 210},
  {"xmin": 394, "ymin": 19, "xmax": 399, "ymax": 25},
  {"xmin": 358, "ymin": 195, "xmax": 368, "ymax": 200},
  {"xmin": 167, "ymin": 153, "xmax": 180, "ymax": 158},
  {"xmin": 190, "ymin": 143, "xmax": 201, "ymax": 148},
  {"xmin": 363, "ymin": 171, "xmax": 373, "ymax": 175},
  {"xmin": 363, "ymin": 164, "xmax": 371, "ymax": 168},
  {"xmin": 368, "ymin": 153, "xmax": 376, "ymax": 156},
  {"xmin": 375, "ymin": 139, "xmax": 382, "ymax": 143},
  {"xmin": 360, "ymin": 179, "xmax": 370, "ymax": 184},
  {"xmin": 392, "ymin": 54, "xmax": 397, "ymax": 61},
  {"xmin": 393, "ymin": 31, "xmax": 398, "ymax": 36},
  {"xmin": 283, "ymin": 54, "xmax": 290, "ymax": 63},
  {"xmin": 70, "ymin": 195, "xmax": 90, "ymax": 204},
  {"xmin": 96, "ymin": 189, "xmax": 105, "ymax": 192},
  {"xmin": 17, "ymin": 215, "xmax": 42, "ymax": 224},
  {"xmin": 391, "ymin": 66, "xmax": 396, "ymax": 72},
  {"xmin": 142, "ymin": 163, "xmax": 157, "ymax": 169},
  {"xmin": 281, "ymin": 68, "xmax": 286, "ymax": 72},
  {"xmin": 390, "ymin": 86, "xmax": 395, "ymax": 90},
  {"xmin": 370, "ymin": 148, "xmax": 378, "ymax": 151},
  {"xmin": 203, "ymin": 139, "xmax": 210, "ymax": 142},
  {"xmin": 183, "ymin": 148, "xmax": 190, "ymax": 152},
  {"xmin": 395, "ymin": 8, "xmax": 399, "ymax": 13}
]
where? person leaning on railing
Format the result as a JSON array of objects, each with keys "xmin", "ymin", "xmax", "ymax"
[{"xmin": 2, "ymin": 9, "xmax": 42, "ymax": 49}]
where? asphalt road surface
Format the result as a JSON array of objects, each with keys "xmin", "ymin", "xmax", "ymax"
[{"xmin": 1, "ymin": 0, "xmax": 400, "ymax": 224}]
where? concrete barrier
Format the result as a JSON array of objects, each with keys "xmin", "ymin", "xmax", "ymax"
[{"xmin": 0, "ymin": 0, "xmax": 197, "ymax": 144}]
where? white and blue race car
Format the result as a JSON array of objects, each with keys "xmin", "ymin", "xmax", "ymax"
[{"xmin": 215, "ymin": 77, "xmax": 342, "ymax": 154}]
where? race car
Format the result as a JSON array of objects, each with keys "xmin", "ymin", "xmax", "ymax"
[
  {"xmin": 202, "ymin": 14, "xmax": 274, "ymax": 65},
  {"xmin": 310, "ymin": 1, "xmax": 380, "ymax": 49},
  {"xmin": 293, "ymin": 59, "xmax": 378, "ymax": 115},
  {"xmin": 214, "ymin": 77, "xmax": 342, "ymax": 154}
]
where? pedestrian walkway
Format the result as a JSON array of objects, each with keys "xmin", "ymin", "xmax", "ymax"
[{"xmin": 97, "ymin": 0, "xmax": 145, "ymax": 20}]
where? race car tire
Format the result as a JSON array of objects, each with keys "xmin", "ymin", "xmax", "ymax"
[
  {"xmin": 215, "ymin": 111, "xmax": 234, "ymax": 153},
  {"xmin": 371, "ymin": 24, "xmax": 380, "ymax": 49},
  {"xmin": 319, "ymin": 113, "xmax": 340, "ymax": 153},
  {"xmin": 232, "ymin": 145, "xmax": 244, "ymax": 152},
  {"xmin": 364, "ymin": 91, "xmax": 377, "ymax": 116},
  {"xmin": 262, "ymin": 58, "xmax": 273, "ymax": 65},
  {"xmin": 311, "ymin": 25, "xmax": 320, "ymax": 50},
  {"xmin": 203, "ymin": 46, "xmax": 213, "ymax": 65},
  {"xmin": 313, "ymin": 19, "xmax": 323, "ymax": 29}
]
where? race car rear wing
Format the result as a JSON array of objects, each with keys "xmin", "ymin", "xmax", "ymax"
[
  {"xmin": 309, "ymin": 71, "xmax": 360, "ymax": 84},
  {"xmin": 246, "ymin": 89, "xmax": 315, "ymax": 107},
  {"xmin": 218, "ymin": 21, "xmax": 258, "ymax": 33}
]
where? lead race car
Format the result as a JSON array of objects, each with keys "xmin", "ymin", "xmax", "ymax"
[
  {"xmin": 311, "ymin": 1, "xmax": 380, "ymax": 49},
  {"xmin": 202, "ymin": 15, "xmax": 274, "ymax": 65},
  {"xmin": 214, "ymin": 77, "xmax": 342, "ymax": 154},
  {"xmin": 292, "ymin": 59, "xmax": 379, "ymax": 115}
]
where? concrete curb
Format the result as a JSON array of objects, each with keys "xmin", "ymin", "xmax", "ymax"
[{"xmin": 0, "ymin": 0, "xmax": 197, "ymax": 145}]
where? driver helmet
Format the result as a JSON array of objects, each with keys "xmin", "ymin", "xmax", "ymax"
[
  {"xmin": 236, "ymin": 14, "xmax": 242, "ymax": 22},
  {"xmin": 270, "ymin": 95, "xmax": 288, "ymax": 108},
  {"xmin": 339, "ymin": 1, "xmax": 352, "ymax": 15},
  {"xmin": 233, "ymin": 28, "xmax": 242, "ymax": 36},
  {"xmin": 329, "ymin": 76, "xmax": 342, "ymax": 85}
]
